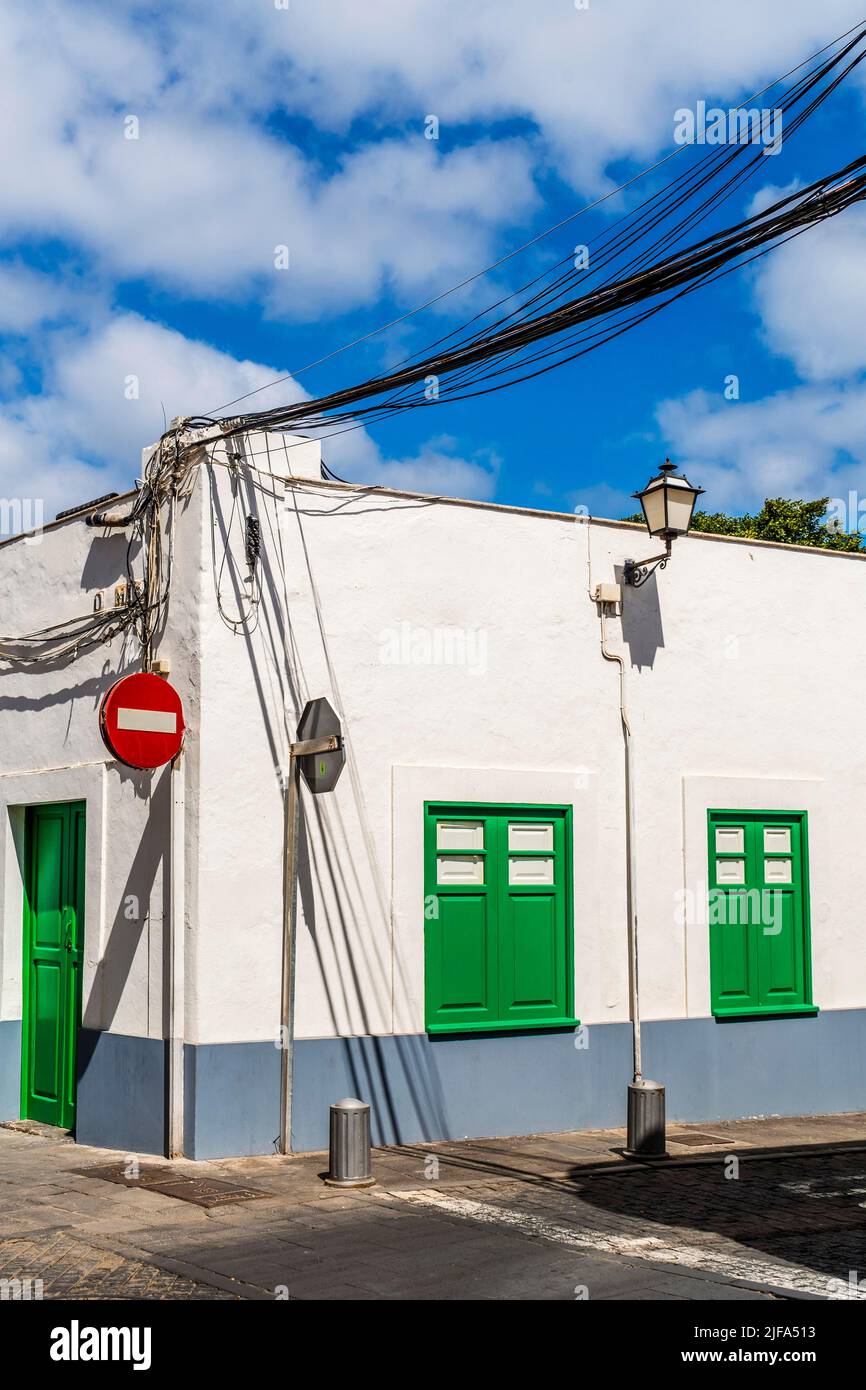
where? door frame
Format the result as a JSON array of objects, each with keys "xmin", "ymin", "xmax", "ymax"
[
  {"xmin": 0, "ymin": 762, "xmax": 106, "ymax": 1127},
  {"xmin": 706, "ymin": 807, "xmax": 814, "ymax": 1018},
  {"xmin": 682, "ymin": 775, "xmax": 826, "ymax": 1020}
]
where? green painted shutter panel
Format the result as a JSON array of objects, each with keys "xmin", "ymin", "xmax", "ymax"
[
  {"xmin": 708, "ymin": 811, "xmax": 812, "ymax": 1018},
  {"xmin": 709, "ymin": 819, "xmax": 758, "ymax": 1012},
  {"xmin": 424, "ymin": 811, "xmax": 498, "ymax": 1029},
  {"xmin": 756, "ymin": 819, "xmax": 805, "ymax": 1011},
  {"xmin": 424, "ymin": 804, "xmax": 574, "ymax": 1033},
  {"xmin": 22, "ymin": 802, "xmax": 85, "ymax": 1128},
  {"xmin": 498, "ymin": 815, "xmax": 568, "ymax": 1024}
]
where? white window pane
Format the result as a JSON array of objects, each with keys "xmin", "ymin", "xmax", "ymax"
[
  {"xmin": 715, "ymin": 826, "xmax": 744, "ymax": 854},
  {"xmin": 508, "ymin": 857, "xmax": 554, "ymax": 885},
  {"xmin": 716, "ymin": 858, "xmax": 745, "ymax": 885},
  {"xmin": 764, "ymin": 827, "xmax": 791, "ymax": 854},
  {"xmin": 508, "ymin": 823, "xmax": 553, "ymax": 852},
  {"xmin": 764, "ymin": 858, "xmax": 792, "ymax": 884},
  {"xmin": 437, "ymin": 855, "xmax": 484, "ymax": 885},
  {"xmin": 436, "ymin": 820, "xmax": 483, "ymax": 851}
]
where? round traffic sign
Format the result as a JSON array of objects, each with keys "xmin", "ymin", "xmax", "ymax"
[{"xmin": 99, "ymin": 672, "xmax": 185, "ymax": 769}]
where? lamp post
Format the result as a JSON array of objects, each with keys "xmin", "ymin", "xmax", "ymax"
[
  {"xmin": 624, "ymin": 459, "xmax": 704, "ymax": 586},
  {"xmin": 619, "ymin": 458, "xmax": 703, "ymax": 1159}
]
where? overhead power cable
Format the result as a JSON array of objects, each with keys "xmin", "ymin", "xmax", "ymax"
[{"xmin": 200, "ymin": 155, "xmax": 866, "ymax": 436}]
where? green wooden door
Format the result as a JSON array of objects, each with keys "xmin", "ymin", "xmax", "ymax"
[
  {"xmin": 22, "ymin": 802, "xmax": 86, "ymax": 1128},
  {"xmin": 708, "ymin": 810, "xmax": 812, "ymax": 1018}
]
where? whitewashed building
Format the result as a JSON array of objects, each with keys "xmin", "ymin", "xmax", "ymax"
[{"xmin": 1, "ymin": 428, "xmax": 865, "ymax": 1158}]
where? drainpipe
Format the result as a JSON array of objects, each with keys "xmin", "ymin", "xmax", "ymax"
[
  {"xmin": 599, "ymin": 611, "xmax": 642, "ymax": 1083},
  {"xmin": 168, "ymin": 749, "xmax": 185, "ymax": 1157}
]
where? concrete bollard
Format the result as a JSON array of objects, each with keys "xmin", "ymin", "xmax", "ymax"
[{"xmin": 324, "ymin": 1097, "xmax": 376, "ymax": 1187}]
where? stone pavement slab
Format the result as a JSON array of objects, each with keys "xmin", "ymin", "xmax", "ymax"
[{"xmin": 1, "ymin": 1111, "xmax": 864, "ymax": 1300}]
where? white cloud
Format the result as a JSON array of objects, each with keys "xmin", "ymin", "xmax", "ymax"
[
  {"xmin": 0, "ymin": 262, "xmax": 88, "ymax": 333},
  {"xmin": 2, "ymin": 2, "xmax": 864, "ymax": 309},
  {"xmin": 752, "ymin": 207, "xmax": 866, "ymax": 380},
  {"xmin": 0, "ymin": 313, "xmax": 498, "ymax": 532},
  {"xmin": 326, "ymin": 427, "xmax": 500, "ymax": 499},
  {"xmin": 656, "ymin": 383, "xmax": 866, "ymax": 511},
  {"xmin": 0, "ymin": 4, "xmax": 539, "ymax": 311},
  {"xmin": 0, "ymin": 414, "xmax": 110, "ymax": 529}
]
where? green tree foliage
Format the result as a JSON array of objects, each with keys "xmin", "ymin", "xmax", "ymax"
[{"xmin": 621, "ymin": 498, "xmax": 863, "ymax": 551}]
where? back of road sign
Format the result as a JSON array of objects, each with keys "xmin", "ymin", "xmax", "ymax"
[{"xmin": 296, "ymin": 696, "xmax": 345, "ymax": 793}]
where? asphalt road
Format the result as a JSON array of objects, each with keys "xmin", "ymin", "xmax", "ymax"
[{"xmin": 2, "ymin": 1124, "xmax": 865, "ymax": 1300}]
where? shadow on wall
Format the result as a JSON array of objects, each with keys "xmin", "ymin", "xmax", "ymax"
[
  {"xmin": 79, "ymin": 533, "xmax": 140, "ymax": 596},
  {"xmin": 81, "ymin": 762, "xmax": 169, "ymax": 1035},
  {"xmin": 296, "ymin": 804, "xmax": 450, "ymax": 1143},
  {"xmin": 615, "ymin": 562, "xmax": 665, "ymax": 670},
  {"xmin": 201, "ymin": 450, "xmax": 456, "ymax": 1147}
]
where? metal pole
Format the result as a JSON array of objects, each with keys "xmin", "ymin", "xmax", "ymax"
[
  {"xmin": 279, "ymin": 756, "xmax": 300, "ymax": 1155},
  {"xmin": 624, "ymin": 727, "xmax": 641, "ymax": 1083},
  {"xmin": 168, "ymin": 751, "xmax": 185, "ymax": 1157},
  {"xmin": 600, "ymin": 607, "xmax": 666, "ymax": 1157},
  {"xmin": 600, "ymin": 610, "xmax": 641, "ymax": 1082}
]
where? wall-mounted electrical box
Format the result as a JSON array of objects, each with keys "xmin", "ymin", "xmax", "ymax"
[{"xmin": 594, "ymin": 582, "xmax": 622, "ymax": 605}]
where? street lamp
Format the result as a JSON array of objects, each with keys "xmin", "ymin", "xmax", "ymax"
[{"xmin": 624, "ymin": 459, "xmax": 704, "ymax": 586}]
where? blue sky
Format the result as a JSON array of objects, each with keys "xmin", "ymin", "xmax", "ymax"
[{"xmin": 2, "ymin": 1, "xmax": 866, "ymax": 529}]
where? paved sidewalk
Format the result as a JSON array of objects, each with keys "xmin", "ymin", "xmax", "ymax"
[{"xmin": 1, "ymin": 1112, "xmax": 864, "ymax": 1300}]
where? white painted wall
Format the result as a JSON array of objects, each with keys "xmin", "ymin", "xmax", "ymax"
[
  {"xmin": 0, "ymin": 487, "xmax": 203, "ymax": 1041},
  {"xmin": 3, "ymin": 428, "xmax": 865, "ymax": 1052},
  {"xmin": 191, "ymin": 434, "xmax": 866, "ymax": 1044}
]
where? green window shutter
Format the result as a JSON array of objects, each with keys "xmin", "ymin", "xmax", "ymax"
[
  {"xmin": 708, "ymin": 810, "xmax": 813, "ymax": 1018},
  {"xmin": 424, "ymin": 803, "xmax": 575, "ymax": 1034}
]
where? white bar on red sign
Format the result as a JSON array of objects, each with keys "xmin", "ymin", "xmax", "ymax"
[{"xmin": 117, "ymin": 707, "xmax": 177, "ymax": 734}]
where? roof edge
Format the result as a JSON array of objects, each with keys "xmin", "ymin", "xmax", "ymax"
[
  {"xmin": 287, "ymin": 476, "xmax": 866, "ymax": 562},
  {"xmin": 2, "ymin": 473, "xmax": 863, "ymax": 565}
]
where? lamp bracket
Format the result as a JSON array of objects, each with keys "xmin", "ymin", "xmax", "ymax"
[{"xmin": 624, "ymin": 539, "xmax": 673, "ymax": 588}]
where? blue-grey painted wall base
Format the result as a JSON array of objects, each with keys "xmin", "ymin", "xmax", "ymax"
[
  {"xmin": 290, "ymin": 1009, "xmax": 866, "ymax": 1153},
  {"xmin": 0, "ymin": 1019, "xmax": 21, "ymax": 1121},
  {"xmin": 76, "ymin": 1029, "xmax": 165, "ymax": 1156},
  {"xmin": 2, "ymin": 1013, "xmax": 864, "ymax": 1158},
  {"xmin": 185, "ymin": 1041, "xmax": 281, "ymax": 1160}
]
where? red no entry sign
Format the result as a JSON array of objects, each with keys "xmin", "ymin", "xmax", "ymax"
[{"xmin": 99, "ymin": 672, "xmax": 185, "ymax": 769}]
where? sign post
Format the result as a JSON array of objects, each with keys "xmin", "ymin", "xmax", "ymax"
[{"xmin": 279, "ymin": 698, "xmax": 345, "ymax": 1156}]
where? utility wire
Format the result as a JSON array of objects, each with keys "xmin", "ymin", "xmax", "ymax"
[{"xmin": 208, "ymin": 18, "xmax": 866, "ymax": 415}]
